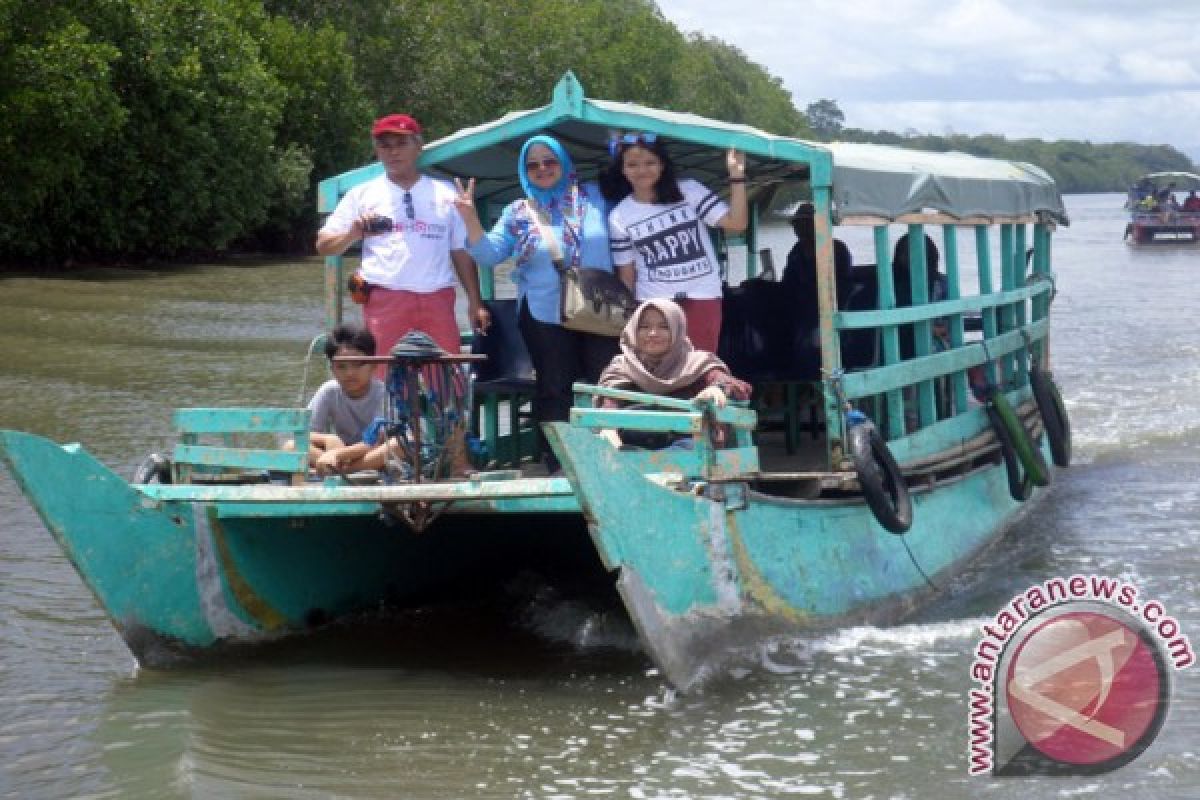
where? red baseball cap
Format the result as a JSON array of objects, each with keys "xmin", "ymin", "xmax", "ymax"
[{"xmin": 371, "ymin": 114, "xmax": 422, "ymax": 137}]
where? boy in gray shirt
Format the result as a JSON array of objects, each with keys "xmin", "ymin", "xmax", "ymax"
[{"xmin": 307, "ymin": 324, "xmax": 386, "ymax": 474}]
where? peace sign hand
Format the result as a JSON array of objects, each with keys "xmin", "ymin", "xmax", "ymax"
[
  {"xmin": 452, "ymin": 177, "xmax": 476, "ymax": 215},
  {"xmin": 452, "ymin": 177, "xmax": 486, "ymax": 243}
]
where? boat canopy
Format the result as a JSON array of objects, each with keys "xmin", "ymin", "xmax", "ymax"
[
  {"xmin": 823, "ymin": 141, "xmax": 1065, "ymax": 224},
  {"xmin": 318, "ymin": 72, "xmax": 1068, "ymax": 225},
  {"xmin": 1138, "ymin": 171, "xmax": 1200, "ymax": 189}
]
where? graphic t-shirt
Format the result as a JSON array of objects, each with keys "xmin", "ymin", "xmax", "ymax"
[
  {"xmin": 320, "ymin": 174, "xmax": 467, "ymax": 291},
  {"xmin": 307, "ymin": 378, "xmax": 387, "ymax": 445},
  {"xmin": 608, "ymin": 178, "xmax": 729, "ymax": 301}
]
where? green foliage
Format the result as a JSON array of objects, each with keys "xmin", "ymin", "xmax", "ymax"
[
  {"xmin": 249, "ymin": 16, "xmax": 372, "ymax": 250},
  {"xmin": 0, "ymin": 1, "xmax": 124, "ymax": 258},
  {"xmin": 672, "ymin": 34, "xmax": 810, "ymax": 136},
  {"xmin": 1, "ymin": 0, "xmax": 286, "ymax": 263},
  {"xmin": 262, "ymin": 0, "xmax": 689, "ymax": 139},
  {"xmin": 805, "ymin": 99, "xmax": 844, "ymax": 140}
]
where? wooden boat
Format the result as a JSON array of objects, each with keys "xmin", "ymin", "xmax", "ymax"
[
  {"xmin": 0, "ymin": 73, "xmax": 1073, "ymax": 689},
  {"xmin": 1125, "ymin": 171, "xmax": 1200, "ymax": 243}
]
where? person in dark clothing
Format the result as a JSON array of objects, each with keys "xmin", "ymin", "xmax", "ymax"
[
  {"xmin": 892, "ymin": 232, "xmax": 947, "ymax": 360},
  {"xmin": 781, "ymin": 203, "xmax": 853, "ymax": 307},
  {"xmin": 780, "ymin": 203, "xmax": 853, "ymax": 376}
]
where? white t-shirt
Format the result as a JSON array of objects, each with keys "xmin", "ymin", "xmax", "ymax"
[
  {"xmin": 608, "ymin": 178, "xmax": 729, "ymax": 301},
  {"xmin": 320, "ymin": 174, "xmax": 467, "ymax": 291},
  {"xmin": 307, "ymin": 378, "xmax": 387, "ymax": 445}
]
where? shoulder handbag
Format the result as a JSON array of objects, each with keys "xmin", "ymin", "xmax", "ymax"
[{"xmin": 529, "ymin": 199, "xmax": 634, "ymax": 337}]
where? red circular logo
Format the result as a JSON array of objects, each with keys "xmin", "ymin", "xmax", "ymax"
[{"xmin": 1005, "ymin": 610, "xmax": 1167, "ymax": 768}]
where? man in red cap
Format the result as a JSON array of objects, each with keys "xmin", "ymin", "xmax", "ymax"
[{"xmin": 317, "ymin": 113, "xmax": 490, "ymax": 364}]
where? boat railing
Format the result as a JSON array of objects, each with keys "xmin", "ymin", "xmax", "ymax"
[
  {"xmin": 171, "ymin": 407, "xmax": 311, "ymax": 485},
  {"xmin": 805, "ymin": 220, "xmax": 1057, "ymax": 465},
  {"xmin": 835, "ymin": 282, "xmax": 1051, "ymax": 395},
  {"xmin": 568, "ymin": 384, "xmax": 759, "ymax": 481},
  {"xmin": 1132, "ymin": 210, "xmax": 1200, "ymax": 222}
]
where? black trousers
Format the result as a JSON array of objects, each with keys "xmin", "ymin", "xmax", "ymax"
[{"xmin": 517, "ymin": 300, "xmax": 618, "ymax": 466}]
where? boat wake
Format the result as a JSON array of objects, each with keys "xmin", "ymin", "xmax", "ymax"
[
  {"xmin": 506, "ymin": 571, "xmax": 642, "ymax": 653},
  {"xmin": 800, "ymin": 618, "xmax": 986, "ymax": 655}
]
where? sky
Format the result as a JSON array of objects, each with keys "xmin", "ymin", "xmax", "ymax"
[{"xmin": 653, "ymin": 0, "xmax": 1200, "ymax": 160}]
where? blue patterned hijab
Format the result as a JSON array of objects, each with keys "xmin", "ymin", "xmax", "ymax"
[{"xmin": 518, "ymin": 135, "xmax": 576, "ymax": 208}]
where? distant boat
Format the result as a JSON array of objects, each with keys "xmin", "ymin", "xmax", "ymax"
[
  {"xmin": 1124, "ymin": 171, "xmax": 1200, "ymax": 244},
  {"xmin": 0, "ymin": 72, "xmax": 1073, "ymax": 690}
]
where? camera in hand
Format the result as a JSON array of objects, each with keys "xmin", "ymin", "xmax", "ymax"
[{"xmin": 363, "ymin": 215, "xmax": 394, "ymax": 234}]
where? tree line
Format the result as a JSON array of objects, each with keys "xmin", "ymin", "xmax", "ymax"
[
  {"xmin": 2, "ymin": 0, "xmax": 1193, "ymax": 267},
  {"xmin": 838, "ymin": 129, "xmax": 1196, "ymax": 195}
]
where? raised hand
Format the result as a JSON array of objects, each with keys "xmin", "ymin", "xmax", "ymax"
[
  {"xmin": 452, "ymin": 177, "xmax": 477, "ymax": 216},
  {"xmin": 726, "ymin": 148, "xmax": 746, "ymax": 180},
  {"xmin": 452, "ymin": 177, "xmax": 487, "ymax": 244}
]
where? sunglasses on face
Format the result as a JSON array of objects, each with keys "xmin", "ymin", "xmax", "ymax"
[
  {"xmin": 524, "ymin": 157, "xmax": 560, "ymax": 172},
  {"xmin": 608, "ymin": 132, "xmax": 658, "ymax": 158}
]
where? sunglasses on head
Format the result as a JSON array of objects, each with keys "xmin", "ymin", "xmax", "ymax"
[{"xmin": 608, "ymin": 132, "xmax": 658, "ymax": 158}]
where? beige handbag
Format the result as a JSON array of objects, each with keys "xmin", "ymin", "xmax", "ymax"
[{"xmin": 529, "ymin": 200, "xmax": 634, "ymax": 337}]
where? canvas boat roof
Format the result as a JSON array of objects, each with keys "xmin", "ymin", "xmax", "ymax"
[
  {"xmin": 1139, "ymin": 171, "xmax": 1200, "ymax": 189},
  {"xmin": 318, "ymin": 72, "xmax": 1067, "ymax": 225}
]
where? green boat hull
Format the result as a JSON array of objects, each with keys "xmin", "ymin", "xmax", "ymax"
[{"xmin": 0, "ymin": 430, "xmax": 598, "ymax": 665}]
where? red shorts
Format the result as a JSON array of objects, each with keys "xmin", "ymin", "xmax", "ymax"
[
  {"xmin": 364, "ymin": 286, "xmax": 459, "ymax": 376},
  {"xmin": 675, "ymin": 297, "xmax": 723, "ymax": 353}
]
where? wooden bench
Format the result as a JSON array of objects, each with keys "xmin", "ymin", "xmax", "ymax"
[
  {"xmin": 570, "ymin": 385, "xmax": 759, "ymax": 481},
  {"xmin": 171, "ymin": 408, "xmax": 311, "ymax": 485}
]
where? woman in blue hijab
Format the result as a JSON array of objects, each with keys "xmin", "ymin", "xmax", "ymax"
[{"xmin": 454, "ymin": 134, "xmax": 616, "ymax": 474}]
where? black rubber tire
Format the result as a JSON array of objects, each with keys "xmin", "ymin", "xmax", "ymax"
[
  {"xmin": 848, "ymin": 422, "xmax": 912, "ymax": 534},
  {"xmin": 987, "ymin": 405, "xmax": 1032, "ymax": 502},
  {"xmin": 1030, "ymin": 367, "xmax": 1071, "ymax": 467},
  {"xmin": 133, "ymin": 452, "xmax": 172, "ymax": 484},
  {"xmin": 990, "ymin": 390, "xmax": 1049, "ymax": 487}
]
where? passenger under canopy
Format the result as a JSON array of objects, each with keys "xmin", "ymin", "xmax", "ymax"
[{"xmin": 317, "ymin": 71, "xmax": 1070, "ymax": 474}]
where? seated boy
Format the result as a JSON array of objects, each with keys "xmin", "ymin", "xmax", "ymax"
[{"xmin": 305, "ymin": 324, "xmax": 387, "ymax": 475}]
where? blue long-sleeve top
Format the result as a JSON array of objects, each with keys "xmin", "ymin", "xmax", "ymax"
[{"xmin": 468, "ymin": 181, "xmax": 613, "ymax": 324}]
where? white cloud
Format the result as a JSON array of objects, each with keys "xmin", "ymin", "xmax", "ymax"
[
  {"xmin": 1120, "ymin": 52, "xmax": 1200, "ymax": 85},
  {"xmin": 844, "ymin": 90, "xmax": 1200, "ymax": 146},
  {"xmin": 654, "ymin": 0, "xmax": 1200, "ymax": 155}
]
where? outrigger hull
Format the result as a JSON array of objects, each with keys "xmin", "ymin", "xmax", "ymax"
[
  {"xmin": 1126, "ymin": 214, "xmax": 1200, "ymax": 244},
  {"xmin": 545, "ymin": 421, "xmax": 1033, "ymax": 689},
  {"xmin": 0, "ymin": 430, "xmax": 592, "ymax": 665}
]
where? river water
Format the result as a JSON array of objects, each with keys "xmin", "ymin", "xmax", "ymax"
[{"xmin": 1, "ymin": 194, "xmax": 1197, "ymax": 798}]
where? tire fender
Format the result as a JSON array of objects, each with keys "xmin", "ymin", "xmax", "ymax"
[
  {"xmin": 132, "ymin": 452, "xmax": 172, "ymax": 485},
  {"xmin": 989, "ymin": 390, "xmax": 1049, "ymax": 487},
  {"xmin": 848, "ymin": 422, "xmax": 912, "ymax": 534},
  {"xmin": 1030, "ymin": 367, "xmax": 1071, "ymax": 468},
  {"xmin": 987, "ymin": 405, "xmax": 1033, "ymax": 502}
]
